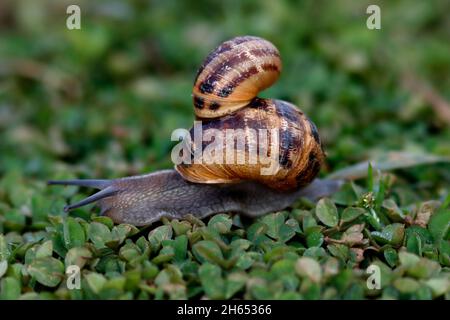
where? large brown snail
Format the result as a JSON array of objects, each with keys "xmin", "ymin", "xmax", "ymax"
[{"xmin": 49, "ymin": 36, "xmax": 342, "ymax": 226}]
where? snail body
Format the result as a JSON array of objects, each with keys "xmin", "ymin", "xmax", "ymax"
[{"xmin": 49, "ymin": 36, "xmax": 336, "ymax": 226}]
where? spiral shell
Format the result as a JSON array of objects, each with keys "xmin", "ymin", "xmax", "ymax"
[
  {"xmin": 192, "ymin": 36, "xmax": 282, "ymax": 119},
  {"xmin": 176, "ymin": 98, "xmax": 324, "ymax": 191},
  {"xmin": 175, "ymin": 36, "xmax": 324, "ymax": 191}
]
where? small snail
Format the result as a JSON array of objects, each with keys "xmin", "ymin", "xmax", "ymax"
[{"xmin": 49, "ymin": 36, "xmax": 342, "ymax": 226}]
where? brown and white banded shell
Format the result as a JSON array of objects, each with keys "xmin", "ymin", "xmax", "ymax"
[
  {"xmin": 192, "ymin": 36, "xmax": 282, "ymax": 119},
  {"xmin": 176, "ymin": 98, "xmax": 324, "ymax": 191}
]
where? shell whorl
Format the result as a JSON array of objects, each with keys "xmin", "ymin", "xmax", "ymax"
[
  {"xmin": 192, "ymin": 36, "xmax": 282, "ymax": 119},
  {"xmin": 176, "ymin": 98, "xmax": 324, "ymax": 191}
]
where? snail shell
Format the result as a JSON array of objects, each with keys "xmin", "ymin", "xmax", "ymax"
[
  {"xmin": 176, "ymin": 98, "xmax": 324, "ymax": 191},
  {"xmin": 175, "ymin": 35, "xmax": 325, "ymax": 191},
  {"xmin": 192, "ymin": 36, "xmax": 282, "ymax": 119}
]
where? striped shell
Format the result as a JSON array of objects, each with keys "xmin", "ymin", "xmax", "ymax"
[
  {"xmin": 192, "ymin": 36, "xmax": 282, "ymax": 118},
  {"xmin": 176, "ymin": 98, "xmax": 325, "ymax": 191}
]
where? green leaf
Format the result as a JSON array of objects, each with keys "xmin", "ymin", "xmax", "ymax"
[
  {"xmin": 247, "ymin": 222, "xmax": 269, "ymax": 244},
  {"xmin": 382, "ymin": 199, "xmax": 405, "ymax": 222},
  {"xmin": 340, "ymin": 207, "xmax": 365, "ymax": 224},
  {"xmin": 428, "ymin": 208, "xmax": 450, "ymax": 244},
  {"xmin": 406, "ymin": 258, "xmax": 441, "ymax": 279},
  {"xmin": 295, "ymin": 257, "xmax": 322, "ymax": 283},
  {"xmin": 148, "ymin": 225, "xmax": 173, "ymax": 252},
  {"xmin": 0, "ymin": 277, "xmax": 21, "ymax": 300},
  {"xmin": 371, "ymin": 223, "xmax": 405, "ymax": 246},
  {"xmin": 425, "ymin": 277, "xmax": 449, "ymax": 297},
  {"xmin": 119, "ymin": 242, "xmax": 141, "ymax": 262},
  {"xmin": 91, "ymin": 216, "xmax": 114, "ymax": 229},
  {"xmin": 171, "ymin": 220, "xmax": 192, "ymax": 236},
  {"xmin": 63, "ymin": 218, "xmax": 86, "ymax": 250},
  {"xmin": 393, "ymin": 278, "xmax": 420, "ymax": 293},
  {"xmin": 192, "ymin": 240, "xmax": 224, "ymax": 265},
  {"xmin": 85, "ymin": 273, "xmax": 107, "ymax": 294},
  {"xmin": 406, "ymin": 233, "xmax": 422, "ymax": 256},
  {"xmin": 261, "ymin": 212, "xmax": 286, "ymax": 239},
  {"xmin": 173, "ymin": 235, "xmax": 188, "ymax": 262},
  {"xmin": 207, "ymin": 214, "xmax": 232, "ymax": 234},
  {"xmin": 306, "ymin": 231, "xmax": 324, "ymax": 248},
  {"xmin": 27, "ymin": 257, "xmax": 64, "ymax": 287},
  {"xmin": 36, "ymin": 240, "xmax": 53, "ymax": 259},
  {"xmin": 398, "ymin": 251, "xmax": 420, "ymax": 268},
  {"xmin": 65, "ymin": 247, "xmax": 93, "ymax": 269},
  {"xmin": 315, "ymin": 198, "xmax": 339, "ymax": 227},
  {"xmin": 0, "ymin": 235, "xmax": 9, "ymax": 261},
  {"xmin": 111, "ymin": 224, "xmax": 139, "ymax": 244},
  {"xmin": 383, "ymin": 247, "xmax": 398, "ymax": 267},
  {"xmin": 0, "ymin": 260, "xmax": 8, "ymax": 279},
  {"xmin": 88, "ymin": 222, "xmax": 112, "ymax": 248},
  {"xmin": 199, "ymin": 263, "xmax": 225, "ymax": 299},
  {"xmin": 225, "ymin": 272, "xmax": 246, "ymax": 299}
]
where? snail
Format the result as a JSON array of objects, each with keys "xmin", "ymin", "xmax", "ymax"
[{"xmin": 49, "ymin": 36, "xmax": 343, "ymax": 226}]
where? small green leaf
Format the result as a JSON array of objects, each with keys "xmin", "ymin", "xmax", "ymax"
[
  {"xmin": 173, "ymin": 235, "xmax": 188, "ymax": 262},
  {"xmin": 406, "ymin": 233, "xmax": 422, "ymax": 256},
  {"xmin": 192, "ymin": 240, "xmax": 224, "ymax": 265},
  {"xmin": 0, "ymin": 235, "xmax": 10, "ymax": 261},
  {"xmin": 315, "ymin": 198, "xmax": 339, "ymax": 227},
  {"xmin": 199, "ymin": 263, "xmax": 224, "ymax": 299},
  {"xmin": 306, "ymin": 231, "xmax": 324, "ymax": 248},
  {"xmin": 383, "ymin": 247, "xmax": 398, "ymax": 267},
  {"xmin": 225, "ymin": 272, "xmax": 246, "ymax": 299},
  {"xmin": 88, "ymin": 222, "xmax": 112, "ymax": 248},
  {"xmin": 340, "ymin": 207, "xmax": 365, "ymax": 224},
  {"xmin": 406, "ymin": 258, "xmax": 441, "ymax": 279},
  {"xmin": 261, "ymin": 212, "xmax": 286, "ymax": 239},
  {"xmin": 398, "ymin": 251, "xmax": 420, "ymax": 268},
  {"xmin": 91, "ymin": 216, "xmax": 114, "ymax": 229},
  {"xmin": 428, "ymin": 208, "xmax": 450, "ymax": 244},
  {"xmin": 171, "ymin": 220, "xmax": 191, "ymax": 236},
  {"xmin": 425, "ymin": 277, "xmax": 449, "ymax": 297},
  {"xmin": 0, "ymin": 260, "xmax": 8, "ymax": 279},
  {"xmin": 208, "ymin": 214, "xmax": 232, "ymax": 234},
  {"xmin": 148, "ymin": 225, "xmax": 173, "ymax": 252},
  {"xmin": 36, "ymin": 240, "xmax": 53, "ymax": 259},
  {"xmin": 382, "ymin": 199, "xmax": 405, "ymax": 222},
  {"xmin": 27, "ymin": 257, "xmax": 64, "ymax": 287},
  {"xmin": 0, "ymin": 277, "xmax": 21, "ymax": 300},
  {"xmin": 63, "ymin": 217, "xmax": 86, "ymax": 249},
  {"xmin": 65, "ymin": 247, "xmax": 93, "ymax": 269},
  {"xmin": 295, "ymin": 257, "xmax": 322, "ymax": 283},
  {"xmin": 371, "ymin": 223, "xmax": 405, "ymax": 246},
  {"xmin": 393, "ymin": 278, "xmax": 420, "ymax": 293},
  {"xmin": 85, "ymin": 273, "xmax": 107, "ymax": 294}
]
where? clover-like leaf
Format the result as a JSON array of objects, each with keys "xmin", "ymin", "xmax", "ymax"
[
  {"xmin": 192, "ymin": 240, "xmax": 224, "ymax": 265},
  {"xmin": 27, "ymin": 257, "xmax": 64, "ymax": 287},
  {"xmin": 148, "ymin": 225, "xmax": 173, "ymax": 252},
  {"xmin": 315, "ymin": 198, "xmax": 339, "ymax": 227},
  {"xmin": 208, "ymin": 214, "xmax": 232, "ymax": 234},
  {"xmin": 371, "ymin": 223, "xmax": 405, "ymax": 246},
  {"xmin": 63, "ymin": 217, "xmax": 86, "ymax": 250},
  {"xmin": 295, "ymin": 257, "xmax": 322, "ymax": 283},
  {"xmin": 199, "ymin": 263, "xmax": 225, "ymax": 299},
  {"xmin": 88, "ymin": 222, "xmax": 112, "ymax": 248}
]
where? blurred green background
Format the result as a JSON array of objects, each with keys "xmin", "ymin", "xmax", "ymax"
[{"xmin": 0, "ymin": 0, "xmax": 449, "ymax": 210}]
